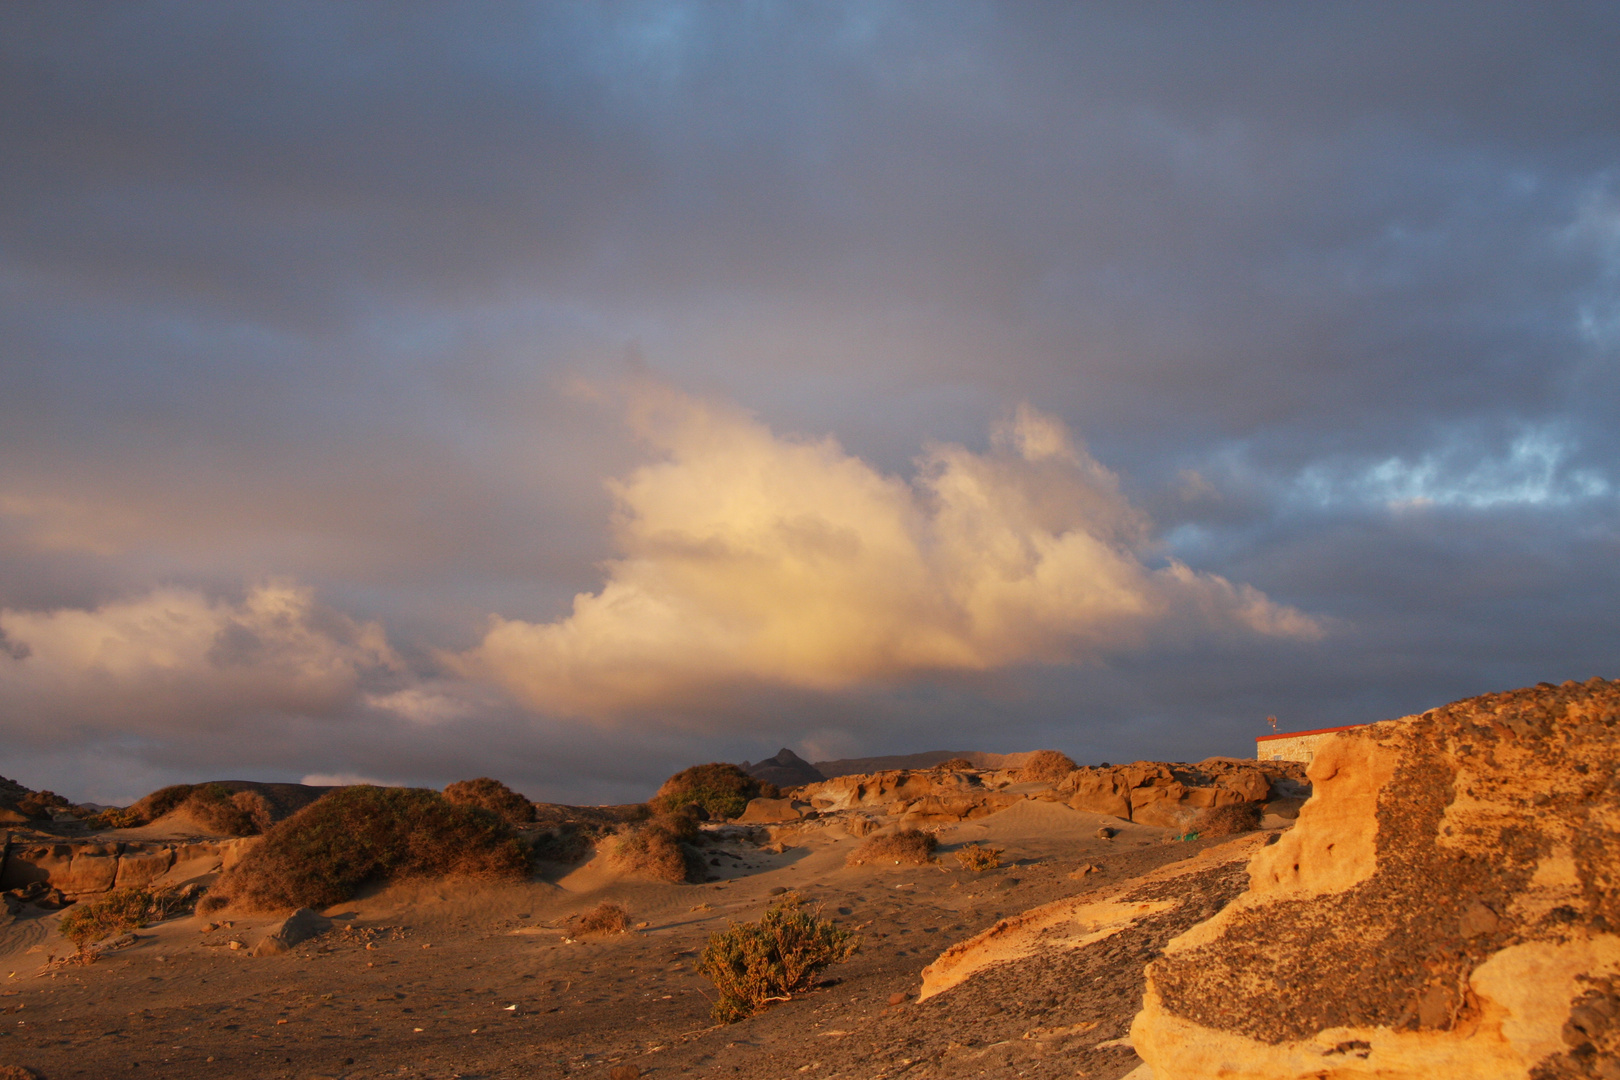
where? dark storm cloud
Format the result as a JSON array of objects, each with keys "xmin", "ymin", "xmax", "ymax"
[{"xmin": 1, "ymin": 2, "xmax": 1617, "ymax": 802}]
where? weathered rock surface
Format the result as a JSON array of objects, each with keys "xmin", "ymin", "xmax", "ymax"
[
  {"xmin": 736, "ymin": 797, "xmax": 816, "ymax": 824},
  {"xmin": 0, "ymin": 836, "xmax": 258, "ymax": 896},
  {"xmin": 1060, "ymin": 757, "xmax": 1302, "ymax": 829},
  {"xmin": 1131, "ymin": 677, "xmax": 1620, "ymax": 1080}
]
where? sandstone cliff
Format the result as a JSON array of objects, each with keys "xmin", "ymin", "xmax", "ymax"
[{"xmin": 1131, "ymin": 677, "xmax": 1620, "ymax": 1080}]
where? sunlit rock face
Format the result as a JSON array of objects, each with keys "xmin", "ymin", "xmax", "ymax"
[{"xmin": 1131, "ymin": 678, "xmax": 1620, "ymax": 1080}]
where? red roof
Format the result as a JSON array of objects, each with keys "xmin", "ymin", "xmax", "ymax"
[{"xmin": 1256, "ymin": 723, "xmax": 1365, "ymax": 742}]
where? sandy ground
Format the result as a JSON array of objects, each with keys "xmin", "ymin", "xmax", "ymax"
[{"xmin": 1, "ymin": 803, "xmax": 1264, "ymax": 1079}]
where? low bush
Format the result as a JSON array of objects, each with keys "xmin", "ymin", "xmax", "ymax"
[
  {"xmin": 954, "ymin": 844, "xmax": 1003, "ymax": 872},
  {"xmin": 127, "ymin": 784, "xmax": 197, "ymax": 823},
  {"xmin": 577, "ymin": 901, "xmax": 630, "ymax": 936},
  {"xmin": 936, "ymin": 758, "xmax": 976, "ymax": 771},
  {"xmin": 58, "ymin": 888, "xmax": 162, "ymax": 951},
  {"xmin": 207, "ymin": 785, "xmax": 529, "ymax": 911},
  {"xmin": 81, "ymin": 806, "xmax": 142, "ymax": 831},
  {"xmin": 56, "ymin": 883, "xmax": 203, "ymax": 952},
  {"xmin": 606, "ymin": 813, "xmax": 703, "ymax": 883},
  {"xmin": 443, "ymin": 777, "xmax": 535, "ymax": 824},
  {"xmin": 652, "ymin": 763, "xmax": 765, "ymax": 820},
  {"xmin": 1197, "ymin": 802, "xmax": 1262, "ymax": 837},
  {"xmin": 846, "ymin": 828, "xmax": 938, "ymax": 867},
  {"xmin": 1020, "ymin": 750, "xmax": 1078, "ymax": 783},
  {"xmin": 181, "ymin": 785, "xmax": 272, "ymax": 837},
  {"xmin": 697, "ymin": 893, "xmax": 859, "ymax": 1023}
]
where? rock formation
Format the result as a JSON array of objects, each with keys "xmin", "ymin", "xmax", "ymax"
[{"xmin": 1131, "ymin": 677, "xmax": 1620, "ymax": 1080}]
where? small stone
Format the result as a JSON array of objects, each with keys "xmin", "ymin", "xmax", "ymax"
[
  {"xmin": 227, "ymin": 940, "xmax": 244, "ymax": 951},
  {"xmin": 609, "ymin": 1066, "xmax": 641, "ymax": 1080},
  {"xmin": 887, "ymin": 991, "xmax": 909, "ymax": 1005},
  {"xmin": 1096, "ymin": 827, "xmax": 1116, "ymax": 839}
]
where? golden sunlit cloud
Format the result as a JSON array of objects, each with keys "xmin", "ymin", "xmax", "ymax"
[
  {"xmin": 455, "ymin": 386, "xmax": 1323, "ymax": 717},
  {"xmin": 0, "ymin": 582, "xmax": 400, "ymax": 733}
]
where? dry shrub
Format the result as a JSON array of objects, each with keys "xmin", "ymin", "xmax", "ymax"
[
  {"xmin": 843, "ymin": 815, "xmax": 878, "ymax": 838},
  {"xmin": 1197, "ymin": 802, "xmax": 1262, "ymax": 837},
  {"xmin": 1020, "ymin": 750, "xmax": 1078, "ymax": 783},
  {"xmin": 577, "ymin": 901, "xmax": 630, "ymax": 936},
  {"xmin": 178, "ymin": 786, "xmax": 272, "ymax": 836},
  {"xmin": 0, "ymin": 1066, "xmax": 44, "ymax": 1080},
  {"xmin": 443, "ymin": 777, "xmax": 535, "ymax": 824},
  {"xmin": 936, "ymin": 758, "xmax": 976, "ymax": 771},
  {"xmin": 697, "ymin": 893, "xmax": 859, "ymax": 1023},
  {"xmin": 14, "ymin": 790, "xmax": 70, "ymax": 820},
  {"xmin": 652, "ymin": 763, "xmax": 765, "ymax": 820},
  {"xmin": 846, "ymin": 828, "xmax": 938, "ymax": 867},
  {"xmin": 81, "ymin": 806, "xmax": 142, "ymax": 831},
  {"xmin": 126, "ymin": 783, "xmax": 197, "ymax": 823},
  {"xmin": 607, "ymin": 813, "xmax": 703, "ymax": 883},
  {"xmin": 954, "ymin": 844, "xmax": 1003, "ymax": 872},
  {"xmin": 57, "ymin": 884, "xmax": 203, "ymax": 952},
  {"xmin": 207, "ymin": 785, "xmax": 529, "ymax": 911}
]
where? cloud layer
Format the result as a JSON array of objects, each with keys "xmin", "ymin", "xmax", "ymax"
[{"xmin": 461, "ymin": 389, "xmax": 1319, "ymax": 715}]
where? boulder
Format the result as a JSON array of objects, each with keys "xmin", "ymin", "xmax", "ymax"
[
  {"xmin": 736, "ymin": 797, "xmax": 811, "ymax": 824},
  {"xmin": 113, "ymin": 844, "xmax": 175, "ymax": 889},
  {"xmin": 1131, "ymin": 678, "xmax": 1620, "ymax": 1080},
  {"xmin": 1065, "ymin": 769, "xmax": 1132, "ymax": 819},
  {"xmin": 252, "ymin": 907, "xmax": 331, "ymax": 957},
  {"xmin": 61, "ymin": 844, "xmax": 121, "ymax": 893}
]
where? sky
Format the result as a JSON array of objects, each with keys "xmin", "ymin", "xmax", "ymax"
[{"xmin": 2, "ymin": 2, "xmax": 1618, "ymax": 805}]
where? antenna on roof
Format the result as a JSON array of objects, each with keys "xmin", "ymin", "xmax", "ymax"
[{"xmin": 1267, "ymin": 715, "xmax": 1278, "ymax": 733}]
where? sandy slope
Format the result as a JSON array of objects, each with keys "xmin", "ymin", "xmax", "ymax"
[{"xmin": 0, "ymin": 801, "xmax": 1259, "ymax": 1080}]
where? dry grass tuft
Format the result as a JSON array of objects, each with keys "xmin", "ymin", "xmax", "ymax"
[
  {"xmin": 1020, "ymin": 750, "xmax": 1078, "ymax": 783},
  {"xmin": 443, "ymin": 777, "xmax": 535, "ymax": 824},
  {"xmin": 0, "ymin": 1065, "xmax": 45, "ymax": 1080},
  {"xmin": 936, "ymin": 757, "xmax": 976, "ymax": 771},
  {"xmin": 846, "ymin": 828, "xmax": 938, "ymax": 867},
  {"xmin": 606, "ymin": 813, "xmax": 703, "ymax": 883},
  {"xmin": 652, "ymin": 763, "xmax": 767, "ymax": 820},
  {"xmin": 577, "ymin": 901, "xmax": 630, "ymax": 936},
  {"xmin": 205, "ymin": 785, "xmax": 529, "ymax": 912},
  {"xmin": 954, "ymin": 844, "xmax": 1003, "ymax": 872},
  {"xmin": 697, "ymin": 893, "xmax": 859, "ymax": 1023}
]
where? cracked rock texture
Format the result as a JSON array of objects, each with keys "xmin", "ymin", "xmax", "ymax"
[{"xmin": 1131, "ymin": 677, "xmax": 1620, "ymax": 1080}]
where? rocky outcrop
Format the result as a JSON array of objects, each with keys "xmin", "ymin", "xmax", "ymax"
[
  {"xmin": 1060, "ymin": 758, "xmax": 1305, "ymax": 829},
  {"xmin": 0, "ymin": 837, "xmax": 260, "ymax": 896},
  {"xmin": 1131, "ymin": 677, "xmax": 1620, "ymax": 1080},
  {"xmin": 796, "ymin": 768, "xmax": 1026, "ymax": 823}
]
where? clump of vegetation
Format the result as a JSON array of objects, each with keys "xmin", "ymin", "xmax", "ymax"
[
  {"xmin": 954, "ymin": 844, "xmax": 1004, "ymax": 872},
  {"xmin": 1197, "ymin": 802, "xmax": 1262, "ymax": 837},
  {"xmin": 58, "ymin": 886, "xmax": 198, "ymax": 953},
  {"xmin": 846, "ymin": 828, "xmax": 938, "ymax": 867},
  {"xmin": 697, "ymin": 893, "xmax": 859, "ymax": 1023},
  {"xmin": 577, "ymin": 901, "xmax": 630, "ymax": 936},
  {"xmin": 114, "ymin": 783, "xmax": 272, "ymax": 836},
  {"xmin": 206, "ymin": 785, "xmax": 529, "ymax": 912},
  {"xmin": 606, "ymin": 812, "xmax": 704, "ymax": 883},
  {"xmin": 1020, "ymin": 750, "xmax": 1078, "ymax": 783},
  {"xmin": 936, "ymin": 758, "xmax": 976, "ymax": 771},
  {"xmin": 443, "ymin": 777, "xmax": 535, "ymax": 824},
  {"xmin": 652, "ymin": 763, "xmax": 770, "ymax": 820},
  {"xmin": 81, "ymin": 806, "xmax": 142, "ymax": 830},
  {"xmin": 12, "ymin": 789, "xmax": 71, "ymax": 820}
]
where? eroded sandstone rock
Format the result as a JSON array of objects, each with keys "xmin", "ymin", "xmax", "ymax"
[{"xmin": 1131, "ymin": 677, "xmax": 1620, "ymax": 1080}]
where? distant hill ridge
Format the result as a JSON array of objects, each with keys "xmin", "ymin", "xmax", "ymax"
[{"xmin": 810, "ymin": 750, "xmax": 1041, "ymax": 779}]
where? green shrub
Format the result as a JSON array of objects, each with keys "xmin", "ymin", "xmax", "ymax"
[
  {"xmin": 82, "ymin": 806, "xmax": 142, "ymax": 830},
  {"xmin": 652, "ymin": 763, "xmax": 764, "ymax": 820},
  {"xmin": 846, "ymin": 828, "xmax": 938, "ymax": 867},
  {"xmin": 207, "ymin": 785, "xmax": 529, "ymax": 912},
  {"xmin": 698, "ymin": 893, "xmax": 858, "ymax": 1023},
  {"xmin": 443, "ymin": 777, "xmax": 535, "ymax": 824},
  {"xmin": 59, "ymin": 888, "xmax": 153, "ymax": 951},
  {"xmin": 127, "ymin": 784, "xmax": 197, "ymax": 823},
  {"xmin": 954, "ymin": 844, "xmax": 1003, "ymax": 872}
]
